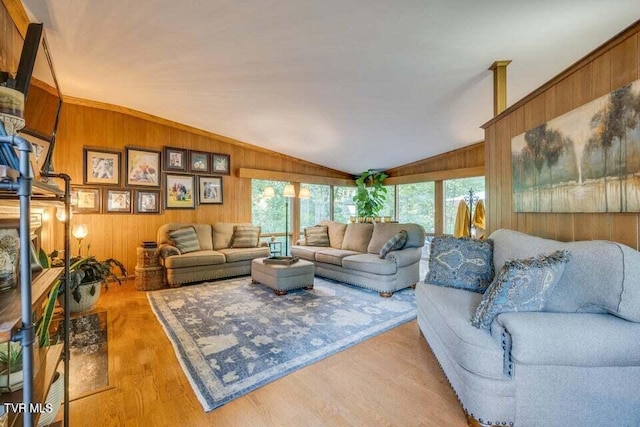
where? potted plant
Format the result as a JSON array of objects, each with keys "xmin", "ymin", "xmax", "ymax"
[
  {"xmin": 352, "ymin": 169, "xmax": 389, "ymax": 222},
  {"xmin": 0, "ymin": 341, "xmax": 23, "ymax": 391},
  {"xmin": 46, "ymin": 250, "xmax": 127, "ymax": 313}
]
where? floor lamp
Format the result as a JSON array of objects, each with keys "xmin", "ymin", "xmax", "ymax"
[{"xmin": 263, "ymin": 184, "xmax": 311, "ymax": 256}]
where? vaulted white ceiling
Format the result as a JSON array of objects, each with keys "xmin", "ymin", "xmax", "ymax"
[{"xmin": 21, "ymin": 1, "xmax": 640, "ymax": 174}]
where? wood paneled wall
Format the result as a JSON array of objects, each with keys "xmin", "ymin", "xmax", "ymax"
[
  {"xmin": 483, "ymin": 20, "xmax": 640, "ymax": 249},
  {"xmin": 385, "ymin": 142, "xmax": 484, "ymax": 178},
  {"xmin": 52, "ymin": 102, "xmax": 351, "ymax": 272}
]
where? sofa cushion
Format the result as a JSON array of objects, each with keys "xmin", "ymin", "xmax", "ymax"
[
  {"xmin": 426, "ymin": 236, "xmax": 494, "ymax": 293},
  {"xmin": 342, "ymin": 223, "xmax": 374, "ymax": 253},
  {"xmin": 213, "ymin": 222, "xmax": 252, "ymax": 250},
  {"xmin": 368, "ymin": 222, "xmax": 425, "ymax": 253},
  {"xmin": 231, "ymin": 225, "xmax": 261, "ymax": 248},
  {"xmin": 490, "ymin": 229, "xmax": 640, "ymax": 323},
  {"xmin": 319, "ymin": 220, "xmax": 348, "ymax": 249},
  {"xmin": 290, "ymin": 245, "xmax": 326, "ymax": 262},
  {"xmin": 218, "ymin": 247, "xmax": 270, "ymax": 263},
  {"xmin": 157, "ymin": 223, "xmax": 213, "ymax": 250},
  {"xmin": 164, "ymin": 250, "xmax": 225, "ymax": 268},
  {"xmin": 168, "ymin": 226, "xmax": 201, "ymax": 254},
  {"xmin": 341, "ymin": 253, "xmax": 397, "ymax": 275},
  {"xmin": 315, "ymin": 249, "xmax": 361, "ymax": 266},
  {"xmin": 471, "ymin": 250, "xmax": 570, "ymax": 329},
  {"xmin": 416, "ymin": 283, "xmax": 506, "ymax": 379},
  {"xmin": 379, "ymin": 230, "xmax": 408, "ymax": 258},
  {"xmin": 304, "ymin": 225, "xmax": 330, "ymax": 247}
]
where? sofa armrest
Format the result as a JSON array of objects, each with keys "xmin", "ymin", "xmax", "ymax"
[
  {"xmin": 384, "ymin": 247, "xmax": 422, "ymax": 267},
  {"xmin": 158, "ymin": 244, "xmax": 180, "ymax": 260},
  {"xmin": 295, "ymin": 238, "xmax": 306, "ymax": 246},
  {"xmin": 259, "ymin": 241, "xmax": 268, "ymax": 248},
  {"xmin": 494, "ymin": 312, "xmax": 640, "ymax": 368}
]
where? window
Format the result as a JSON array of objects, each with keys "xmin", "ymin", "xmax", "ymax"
[
  {"xmin": 251, "ymin": 179, "xmax": 290, "ymax": 236},
  {"xmin": 397, "ymin": 182, "xmax": 435, "ymax": 233},
  {"xmin": 299, "ymin": 184, "xmax": 331, "ymax": 231},
  {"xmin": 379, "ymin": 185, "xmax": 395, "ymax": 220},
  {"xmin": 444, "ymin": 176, "xmax": 485, "ymax": 235},
  {"xmin": 333, "ymin": 186, "xmax": 356, "ymax": 223}
]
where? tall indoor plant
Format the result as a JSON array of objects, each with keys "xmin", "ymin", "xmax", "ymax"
[{"xmin": 353, "ymin": 169, "xmax": 388, "ymax": 221}]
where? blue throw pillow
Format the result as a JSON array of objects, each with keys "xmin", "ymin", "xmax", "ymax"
[
  {"xmin": 425, "ymin": 236, "xmax": 494, "ymax": 293},
  {"xmin": 379, "ymin": 230, "xmax": 408, "ymax": 258},
  {"xmin": 471, "ymin": 250, "xmax": 571, "ymax": 329}
]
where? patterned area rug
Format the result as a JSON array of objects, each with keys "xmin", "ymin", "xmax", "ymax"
[{"xmin": 148, "ymin": 276, "xmax": 416, "ymax": 411}]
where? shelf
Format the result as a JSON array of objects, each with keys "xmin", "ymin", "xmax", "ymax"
[
  {"xmin": 5, "ymin": 343, "xmax": 63, "ymax": 427},
  {"xmin": 0, "ymin": 268, "xmax": 64, "ymax": 342}
]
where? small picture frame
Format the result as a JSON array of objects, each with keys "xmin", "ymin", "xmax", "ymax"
[
  {"xmin": 212, "ymin": 153, "xmax": 230, "ymax": 175},
  {"xmin": 163, "ymin": 146, "xmax": 188, "ymax": 172},
  {"xmin": 126, "ymin": 147, "xmax": 161, "ymax": 187},
  {"xmin": 22, "ymin": 133, "xmax": 50, "ymax": 179},
  {"xmin": 72, "ymin": 186, "xmax": 102, "ymax": 214},
  {"xmin": 104, "ymin": 189, "xmax": 132, "ymax": 213},
  {"xmin": 198, "ymin": 176, "xmax": 223, "ymax": 204},
  {"xmin": 0, "ymin": 219, "xmax": 20, "ymax": 290},
  {"xmin": 135, "ymin": 190, "xmax": 161, "ymax": 214},
  {"xmin": 165, "ymin": 173, "xmax": 195, "ymax": 209},
  {"xmin": 189, "ymin": 150, "xmax": 210, "ymax": 173},
  {"xmin": 83, "ymin": 148, "xmax": 121, "ymax": 186}
]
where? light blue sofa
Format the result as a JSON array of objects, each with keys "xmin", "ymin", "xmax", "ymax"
[{"xmin": 417, "ymin": 229, "xmax": 640, "ymax": 426}]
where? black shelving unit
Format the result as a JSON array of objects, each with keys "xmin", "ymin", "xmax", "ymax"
[{"xmin": 0, "ymin": 134, "xmax": 70, "ymax": 427}]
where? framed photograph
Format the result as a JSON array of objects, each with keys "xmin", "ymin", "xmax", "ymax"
[
  {"xmin": 72, "ymin": 186, "xmax": 102, "ymax": 214},
  {"xmin": 126, "ymin": 147, "xmax": 161, "ymax": 187},
  {"xmin": 83, "ymin": 148, "xmax": 121, "ymax": 185},
  {"xmin": 22, "ymin": 133, "xmax": 50, "ymax": 178},
  {"xmin": 189, "ymin": 150, "xmax": 210, "ymax": 173},
  {"xmin": 212, "ymin": 153, "xmax": 230, "ymax": 175},
  {"xmin": 135, "ymin": 190, "xmax": 161, "ymax": 214},
  {"xmin": 163, "ymin": 146, "xmax": 188, "ymax": 172},
  {"xmin": 165, "ymin": 174, "xmax": 195, "ymax": 209},
  {"xmin": 198, "ymin": 176, "xmax": 223, "ymax": 204},
  {"xmin": 104, "ymin": 189, "xmax": 132, "ymax": 213},
  {"xmin": 0, "ymin": 219, "xmax": 19, "ymax": 290}
]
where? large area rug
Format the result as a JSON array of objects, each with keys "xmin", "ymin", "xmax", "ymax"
[{"xmin": 148, "ymin": 276, "xmax": 416, "ymax": 411}]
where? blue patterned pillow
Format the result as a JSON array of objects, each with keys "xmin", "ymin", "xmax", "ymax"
[
  {"xmin": 426, "ymin": 237, "xmax": 494, "ymax": 292},
  {"xmin": 379, "ymin": 230, "xmax": 408, "ymax": 258},
  {"xmin": 471, "ymin": 250, "xmax": 570, "ymax": 329}
]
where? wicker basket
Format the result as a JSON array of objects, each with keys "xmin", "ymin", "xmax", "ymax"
[
  {"xmin": 136, "ymin": 247, "xmax": 159, "ymax": 268},
  {"xmin": 135, "ymin": 266, "xmax": 164, "ymax": 291}
]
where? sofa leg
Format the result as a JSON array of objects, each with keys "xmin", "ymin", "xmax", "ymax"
[
  {"xmin": 251, "ymin": 279, "xmax": 258, "ymax": 284},
  {"xmin": 274, "ymin": 289, "xmax": 288, "ymax": 296},
  {"xmin": 466, "ymin": 413, "xmax": 497, "ymax": 427},
  {"xmin": 379, "ymin": 291, "xmax": 393, "ymax": 298},
  {"xmin": 305, "ymin": 285, "xmax": 314, "ymax": 290},
  {"xmin": 410, "ymin": 283, "xmax": 417, "ymax": 289}
]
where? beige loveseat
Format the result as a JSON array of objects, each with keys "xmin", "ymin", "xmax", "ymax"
[
  {"xmin": 157, "ymin": 222, "xmax": 270, "ymax": 286},
  {"xmin": 291, "ymin": 221, "xmax": 425, "ymax": 297}
]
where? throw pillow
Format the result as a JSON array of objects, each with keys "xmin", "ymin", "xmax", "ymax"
[
  {"xmin": 168, "ymin": 226, "xmax": 201, "ymax": 254},
  {"xmin": 379, "ymin": 230, "xmax": 408, "ymax": 258},
  {"xmin": 470, "ymin": 250, "xmax": 571, "ymax": 329},
  {"xmin": 305, "ymin": 225, "xmax": 330, "ymax": 247},
  {"xmin": 426, "ymin": 236, "xmax": 494, "ymax": 293},
  {"xmin": 231, "ymin": 225, "xmax": 261, "ymax": 248}
]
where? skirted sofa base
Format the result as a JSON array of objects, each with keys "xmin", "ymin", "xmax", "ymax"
[{"xmin": 163, "ymin": 260, "xmax": 256, "ymax": 287}]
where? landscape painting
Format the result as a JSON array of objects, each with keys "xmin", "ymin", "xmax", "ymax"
[{"xmin": 512, "ymin": 79, "xmax": 640, "ymax": 212}]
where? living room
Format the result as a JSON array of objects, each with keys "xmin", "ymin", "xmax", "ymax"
[{"xmin": 0, "ymin": 1, "xmax": 640, "ymax": 426}]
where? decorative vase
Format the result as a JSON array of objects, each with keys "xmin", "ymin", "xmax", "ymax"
[
  {"xmin": 36, "ymin": 371, "xmax": 63, "ymax": 427},
  {"xmin": 0, "ymin": 369, "xmax": 23, "ymax": 392},
  {"xmin": 58, "ymin": 281, "xmax": 101, "ymax": 313}
]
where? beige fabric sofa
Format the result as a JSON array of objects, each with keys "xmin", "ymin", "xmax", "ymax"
[
  {"xmin": 157, "ymin": 222, "xmax": 270, "ymax": 286},
  {"xmin": 291, "ymin": 221, "xmax": 425, "ymax": 296}
]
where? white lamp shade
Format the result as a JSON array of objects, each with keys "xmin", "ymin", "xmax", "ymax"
[
  {"xmin": 262, "ymin": 186, "xmax": 276, "ymax": 198},
  {"xmin": 56, "ymin": 207, "xmax": 72, "ymax": 222},
  {"xmin": 72, "ymin": 224, "xmax": 89, "ymax": 240},
  {"xmin": 283, "ymin": 184, "xmax": 295, "ymax": 198},
  {"xmin": 298, "ymin": 187, "xmax": 311, "ymax": 199}
]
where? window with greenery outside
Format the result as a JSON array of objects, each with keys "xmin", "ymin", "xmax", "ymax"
[
  {"xmin": 397, "ymin": 182, "xmax": 435, "ymax": 233},
  {"xmin": 299, "ymin": 184, "xmax": 330, "ymax": 232}
]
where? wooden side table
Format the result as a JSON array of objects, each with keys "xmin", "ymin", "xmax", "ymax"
[{"xmin": 135, "ymin": 246, "xmax": 164, "ymax": 291}]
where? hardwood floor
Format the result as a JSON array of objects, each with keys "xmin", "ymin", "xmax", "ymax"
[{"xmin": 68, "ymin": 279, "xmax": 467, "ymax": 426}]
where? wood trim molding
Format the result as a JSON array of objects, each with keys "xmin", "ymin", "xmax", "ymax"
[
  {"xmin": 489, "ymin": 60, "xmax": 511, "ymax": 116},
  {"xmin": 63, "ymin": 95, "xmax": 352, "ymax": 179},
  {"xmin": 237, "ymin": 168, "xmax": 354, "ymax": 186},
  {"xmin": 482, "ymin": 18, "xmax": 640, "ymax": 128},
  {"xmin": 385, "ymin": 166, "xmax": 485, "ymax": 185},
  {"xmin": 385, "ymin": 142, "xmax": 484, "ymax": 176},
  {"xmin": 1, "ymin": 0, "xmax": 29, "ymax": 38}
]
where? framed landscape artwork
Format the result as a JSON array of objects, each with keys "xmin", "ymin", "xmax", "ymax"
[
  {"xmin": 135, "ymin": 190, "xmax": 161, "ymax": 214},
  {"xmin": 126, "ymin": 148, "xmax": 161, "ymax": 187},
  {"xmin": 72, "ymin": 186, "xmax": 102, "ymax": 214},
  {"xmin": 83, "ymin": 148, "xmax": 121, "ymax": 186},
  {"xmin": 105, "ymin": 189, "xmax": 132, "ymax": 213},
  {"xmin": 212, "ymin": 153, "xmax": 230, "ymax": 175},
  {"xmin": 189, "ymin": 151, "xmax": 210, "ymax": 173},
  {"xmin": 165, "ymin": 174, "xmax": 195, "ymax": 209},
  {"xmin": 198, "ymin": 176, "xmax": 223, "ymax": 204},
  {"xmin": 164, "ymin": 146, "xmax": 188, "ymax": 172}
]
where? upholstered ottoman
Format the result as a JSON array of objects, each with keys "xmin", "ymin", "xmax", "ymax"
[{"xmin": 251, "ymin": 258, "xmax": 315, "ymax": 295}]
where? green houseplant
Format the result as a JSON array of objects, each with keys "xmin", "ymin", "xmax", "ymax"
[
  {"xmin": 0, "ymin": 341, "xmax": 23, "ymax": 391},
  {"xmin": 352, "ymin": 169, "xmax": 388, "ymax": 221}
]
